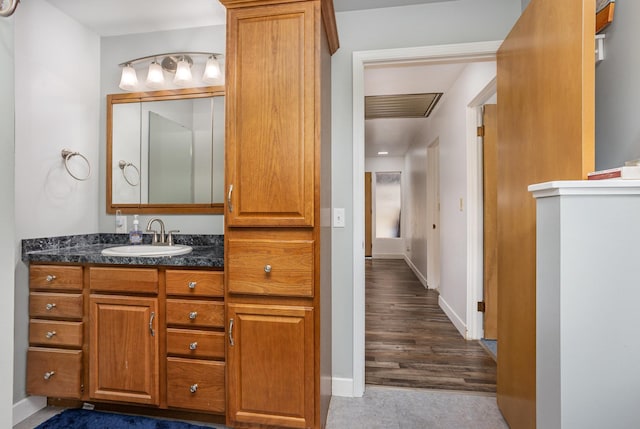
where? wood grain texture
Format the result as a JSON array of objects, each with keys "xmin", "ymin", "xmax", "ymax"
[
  {"xmin": 29, "ymin": 265, "xmax": 83, "ymax": 290},
  {"xmin": 166, "ymin": 358, "xmax": 225, "ymax": 413},
  {"xmin": 89, "ymin": 267, "xmax": 158, "ymax": 294},
  {"xmin": 29, "ymin": 293, "xmax": 83, "ymax": 319},
  {"xmin": 227, "ymin": 303, "xmax": 314, "ymax": 428},
  {"xmin": 365, "ymin": 260, "xmax": 496, "ymax": 393},
  {"xmin": 29, "ymin": 320, "xmax": 83, "ymax": 348},
  {"xmin": 27, "ymin": 347, "xmax": 83, "ymax": 399},
  {"xmin": 165, "ymin": 270, "xmax": 224, "ymax": 297},
  {"xmin": 166, "ymin": 299, "xmax": 224, "ymax": 328},
  {"xmin": 89, "ymin": 295, "xmax": 159, "ymax": 405},
  {"xmin": 166, "ymin": 328, "xmax": 225, "ymax": 359},
  {"xmin": 225, "ymin": 2, "xmax": 315, "ymax": 227},
  {"xmin": 496, "ymin": 0, "xmax": 595, "ymax": 427}
]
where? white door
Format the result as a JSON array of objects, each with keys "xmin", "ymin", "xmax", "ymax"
[{"xmin": 426, "ymin": 139, "xmax": 441, "ymax": 289}]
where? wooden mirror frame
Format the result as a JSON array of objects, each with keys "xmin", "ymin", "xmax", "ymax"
[{"xmin": 107, "ymin": 86, "xmax": 225, "ymax": 214}]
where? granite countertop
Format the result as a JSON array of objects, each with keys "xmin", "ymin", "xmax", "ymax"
[{"xmin": 22, "ymin": 233, "xmax": 224, "ymax": 268}]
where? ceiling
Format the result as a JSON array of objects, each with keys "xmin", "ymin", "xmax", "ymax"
[
  {"xmin": 44, "ymin": 0, "xmax": 466, "ymax": 158},
  {"xmin": 46, "ymin": 0, "xmax": 455, "ymax": 36}
]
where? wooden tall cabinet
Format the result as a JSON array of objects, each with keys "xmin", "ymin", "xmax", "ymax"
[{"xmin": 220, "ymin": 0, "xmax": 338, "ymax": 428}]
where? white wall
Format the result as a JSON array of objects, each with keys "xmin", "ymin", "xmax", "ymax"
[
  {"xmin": 100, "ymin": 26, "xmax": 226, "ymax": 234},
  {"xmin": 404, "ymin": 139, "xmax": 428, "ymax": 283},
  {"xmin": 13, "ymin": 0, "xmax": 101, "ymax": 404},
  {"xmin": 0, "ymin": 14, "xmax": 15, "ymax": 427},
  {"xmin": 418, "ymin": 61, "xmax": 496, "ymax": 336},
  {"xmin": 331, "ymin": 0, "xmax": 522, "ymax": 387},
  {"xmin": 595, "ymin": 1, "xmax": 640, "ymax": 169},
  {"xmin": 365, "ymin": 156, "xmax": 405, "ymax": 258}
]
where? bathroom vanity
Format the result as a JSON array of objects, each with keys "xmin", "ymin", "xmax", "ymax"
[{"xmin": 24, "ymin": 235, "xmax": 226, "ymax": 421}]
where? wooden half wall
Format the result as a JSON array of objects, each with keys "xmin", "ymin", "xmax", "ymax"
[{"xmin": 496, "ymin": 0, "xmax": 595, "ymax": 427}]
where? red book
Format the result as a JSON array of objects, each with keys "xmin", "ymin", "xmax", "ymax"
[{"xmin": 587, "ymin": 166, "xmax": 640, "ymax": 180}]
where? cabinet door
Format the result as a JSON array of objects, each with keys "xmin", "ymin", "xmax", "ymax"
[
  {"xmin": 225, "ymin": 2, "xmax": 316, "ymax": 227},
  {"xmin": 227, "ymin": 303, "xmax": 314, "ymax": 428},
  {"xmin": 89, "ymin": 295, "xmax": 159, "ymax": 405}
]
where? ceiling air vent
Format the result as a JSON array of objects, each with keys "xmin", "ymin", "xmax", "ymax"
[{"xmin": 365, "ymin": 93, "xmax": 443, "ymax": 119}]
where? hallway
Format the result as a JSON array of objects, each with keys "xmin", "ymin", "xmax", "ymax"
[{"xmin": 365, "ymin": 259, "xmax": 496, "ymax": 392}]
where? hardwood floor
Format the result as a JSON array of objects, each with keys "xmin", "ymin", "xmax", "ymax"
[{"xmin": 365, "ymin": 259, "xmax": 497, "ymax": 393}]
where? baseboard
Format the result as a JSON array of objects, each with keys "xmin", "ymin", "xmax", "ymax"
[
  {"xmin": 13, "ymin": 395, "xmax": 47, "ymax": 426},
  {"xmin": 332, "ymin": 377, "xmax": 357, "ymax": 397},
  {"xmin": 371, "ymin": 253, "xmax": 404, "ymax": 259},
  {"xmin": 438, "ymin": 295, "xmax": 467, "ymax": 338},
  {"xmin": 404, "ymin": 255, "xmax": 427, "ymax": 288}
]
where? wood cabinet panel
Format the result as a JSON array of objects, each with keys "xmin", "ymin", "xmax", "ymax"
[
  {"xmin": 27, "ymin": 347, "xmax": 82, "ymax": 399},
  {"xmin": 89, "ymin": 267, "xmax": 158, "ymax": 294},
  {"xmin": 29, "ymin": 319, "xmax": 83, "ymax": 348},
  {"xmin": 166, "ymin": 270, "xmax": 224, "ymax": 297},
  {"xmin": 227, "ymin": 303, "xmax": 314, "ymax": 428},
  {"xmin": 225, "ymin": 2, "xmax": 316, "ymax": 227},
  {"xmin": 166, "ymin": 358, "xmax": 225, "ymax": 413},
  {"xmin": 227, "ymin": 238, "xmax": 314, "ymax": 297},
  {"xmin": 166, "ymin": 328, "xmax": 225, "ymax": 360},
  {"xmin": 89, "ymin": 295, "xmax": 159, "ymax": 405},
  {"xmin": 30, "ymin": 265, "xmax": 83, "ymax": 290},
  {"xmin": 29, "ymin": 292, "xmax": 83, "ymax": 319},
  {"xmin": 166, "ymin": 299, "xmax": 224, "ymax": 328}
]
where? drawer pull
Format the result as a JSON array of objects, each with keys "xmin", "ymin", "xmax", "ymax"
[
  {"xmin": 45, "ymin": 303, "xmax": 56, "ymax": 311},
  {"xmin": 149, "ymin": 312, "xmax": 155, "ymax": 337},
  {"xmin": 190, "ymin": 383, "xmax": 198, "ymax": 394},
  {"xmin": 189, "ymin": 311, "xmax": 198, "ymax": 320},
  {"xmin": 45, "ymin": 331, "xmax": 57, "ymax": 339},
  {"xmin": 264, "ymin": 264, "xmax": 272, "ymax": 273},
  {"xmin": 43, "ymin": 371, "xmax": 55, "ymax": 380},
  {"xmin": 188, "ymin": 281, "xmax": 197, "ymax": 289},
  {"xmin": 46, "ymin": 275, "xmax": 57, "ymax": 282},
  {"xmin": 189, "ymin": 341, "xmax": 198, "ymax": 350},
  {"xmin": 227, "ymin": 184, "xmax": 234, "ymax": 212},
  {"xmin": 229, "ymin": 318, "xmax": 235, "ymax": 346}
]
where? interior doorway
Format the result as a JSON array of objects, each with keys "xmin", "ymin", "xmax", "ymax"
[
  {"xmin": 352, "ymin": 41, "xmax": 502, "ymax": 397},
  {"xmin": 426, "ymin": 138, "xmax": 440, "ymax": 290}
]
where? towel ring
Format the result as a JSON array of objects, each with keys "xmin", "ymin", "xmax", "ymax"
[
  {"xmin": 61, "ymin": 149, "xmax": 91, "ymax": 181},
  {"xmin": 119, "ymin": 160, "xmax": 140, "ymax": 186}
]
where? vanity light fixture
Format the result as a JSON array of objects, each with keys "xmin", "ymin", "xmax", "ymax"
[
  {"xmin": 145, "ymin": 59, "xmax": 165, "ymax": 89},
  {"xmin": 118, "ymin": 52, "xmax": 223, "ymax": 91},
  {"xmin": 377, "ymin": 151, "xmax": 389, "ymax": 156}
]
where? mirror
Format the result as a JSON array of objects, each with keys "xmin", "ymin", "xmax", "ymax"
[{"xmin": 107, "ymin": 87, "xmax": 224, "ymax": 214}]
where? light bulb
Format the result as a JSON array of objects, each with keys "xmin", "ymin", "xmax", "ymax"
[
  {"xmin": 119, "ymin": 64, "xmax": 138, "ymax": 91},
  {"xmin": 173, "ymin": 58, "xmax": 192, "ymax": 86},
  {"xmin": 202, "ymin": 56, "xmax": 221, "ymax": 84},
  {"xmin": 145, "ymin": 61, "xmax": 165, "ymax": 89}
]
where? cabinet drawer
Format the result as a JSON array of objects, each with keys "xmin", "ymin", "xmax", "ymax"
[
  {"xmin": 29, "ymin": 320, "xmax": 83, "ymax": 348},
  {"xmin": 30, "ymin": 265, "xmax": 83, "ymax": 291},
  {"xmin": 29, "ymin": 292, "xmax": 83, "ymax": 319},
  {"xmin": 166, "ymin": 328, "xmax": 225, "ymax": 359},
  {"xmin": 166, "ymin": 270, "xmax": 223, "ymax": 297},
  {"xmin": 89, "ymin": 267, "xmax": 158, "ymax": 294},
  {"xmin": 27, "ymin": 347, "xmax": 82, "ymax": 399},
  {"xmin": 167, "ymin": 357, "xmax": 225, "ymax": 413},
  {"xmin": 227, "ymin": 239, "xmax": 314, "ymax": 297},
  {"xmin": 166, "ymin": 300, "xmax": 224, "ymax": 328}
]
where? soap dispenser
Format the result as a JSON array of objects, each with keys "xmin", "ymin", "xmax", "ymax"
[{"xmin": 129, "ymin": 215, "xmax": 143, "ymax": 244}]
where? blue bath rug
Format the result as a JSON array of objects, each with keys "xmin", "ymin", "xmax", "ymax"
[{"xmin": 35, "ymin": 408, "xmax": 215, "ymax": 429}]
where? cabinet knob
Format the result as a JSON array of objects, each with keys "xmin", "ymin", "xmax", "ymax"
[
  {"xmin": 190, "ymin": 384, "xmax": 198, "ymax": 394},
  {"xmin": 189, "ymin": 342, "xmax": 198, "ymax": 350},
  {"xmin": 46, "ymin": 275, "xmax": 57, "ymax": 282},
  {"xmin": 188, "ymin": 281, "xmax": 197, "ymax": 289},
  {"xmin": 45, "ymin": 331, "xmax": 56, "ymax": 339},
  {"xmin": 45, "ymin": 303, "xmax": 56, "ymax": 311},
  {"xmin": 264, "ymin": 264, "xmax": 272, "ymax": 273},
  {"xmin": 43, "ymin": 371, "xmax": 55, "ymax": 380},
  {"xmin": 189, "ymin": 311, "xmax": 198, "ymax": 320}
]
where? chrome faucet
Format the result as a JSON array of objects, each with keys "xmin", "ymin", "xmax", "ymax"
[
  {"xmin": 146, "ymin": 217, "xmax": 180, "ymax": 246},
  {"xmin": 146, "ymin": 217, "xmax": 166, "ymax": 245}
]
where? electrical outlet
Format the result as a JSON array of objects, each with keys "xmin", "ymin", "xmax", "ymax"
[
  {"xmin": 333, "ymin": 208, "xmax": 345, "ymax": 228},
  {"xmin": 115, "ymin": 212, "xmax": 127, "ymax": 233}
]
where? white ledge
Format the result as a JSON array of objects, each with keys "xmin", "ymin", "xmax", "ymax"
[{"xmin": 529, "ymin": 180, "xmax": 640, "ymax": 198}]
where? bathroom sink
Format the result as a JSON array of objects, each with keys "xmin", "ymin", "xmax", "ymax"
[{"xmin": 101, "ymin": 244, "xmax": 193, "ymax": 257}]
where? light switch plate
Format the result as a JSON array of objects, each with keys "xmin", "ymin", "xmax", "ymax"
[{"xmin": 333, "ymin": 208, "xmax": 345, "ymax": 228}]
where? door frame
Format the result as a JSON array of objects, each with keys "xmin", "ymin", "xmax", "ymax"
[{"xmin": 351, "ymin": 41, "xmax": 502, "ymax": 397}]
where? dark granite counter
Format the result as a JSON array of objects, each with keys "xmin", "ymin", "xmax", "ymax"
[{"xmin": 22, "ymin": 233, "xmax": 224, "ymax": 268}]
